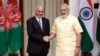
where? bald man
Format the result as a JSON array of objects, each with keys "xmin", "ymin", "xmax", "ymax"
[
  {"xmin": 49, "ymin": 3, "xmax": 83, "ymax": 56},
  {"xmin": 27, "ymin": 6, "xmax": 50, "ymax": 56}
]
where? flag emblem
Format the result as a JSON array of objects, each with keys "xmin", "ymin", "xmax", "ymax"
[{"xmin": 79, "ymin": 7, "xmax": 93, "ymax": 20}]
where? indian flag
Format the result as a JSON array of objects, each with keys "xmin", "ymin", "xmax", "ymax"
[
  {"xmin": 96, "ymin": 2, "xmax": 100, "ymax": 44},
  {"xmin": 78, "ymin": 0, "xmax": 94, "ymax": 52}
]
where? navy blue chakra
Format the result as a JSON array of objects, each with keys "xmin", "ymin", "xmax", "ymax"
[{"xmin": 79, "ymin": 7, "xmax": 93, "ymax": 20}]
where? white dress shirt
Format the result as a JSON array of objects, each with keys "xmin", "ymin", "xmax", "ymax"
[{"xmin": 35, "ymin": 17, "xmax": 43, "ymax": 30}]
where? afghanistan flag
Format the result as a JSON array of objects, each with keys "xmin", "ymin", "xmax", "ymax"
[
  {"xmin": 0, "ymin": 0, "xmax": 8, "ymax": 55},
  {"xmin": 6, "ymin": 0, "xmax": 22, "ymax": 53}
]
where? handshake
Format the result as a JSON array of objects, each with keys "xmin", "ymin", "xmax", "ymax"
[{"xmin": 43, "ymin": 36, "xmax": 51, "ymax": 42}]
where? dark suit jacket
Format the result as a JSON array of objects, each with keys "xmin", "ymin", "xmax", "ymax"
[{"xmin": 27, "ymin": 16, "xmax": 50, "ymax": 54}]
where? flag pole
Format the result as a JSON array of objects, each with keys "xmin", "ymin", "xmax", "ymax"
[{"xmin": 19, "ymin": 0, "xmax": 24, "ymax": 56}]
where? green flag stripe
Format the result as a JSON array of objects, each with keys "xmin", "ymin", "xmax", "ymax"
[
  {"xmin": 9, "ymin": 24, "xmax": 22, "ymax": 53},
  {"xmin": 78, "ymin": 17, "xmax": 93, "ymax": 52},
  {"xmin": 0, "ymin": 31, "xmax": 8, "ymax": 55},
  {"xmin": 96, "ymin": 17, "xmax": 100, "ymax": 44}
]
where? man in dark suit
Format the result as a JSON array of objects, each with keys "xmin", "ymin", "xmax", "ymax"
[{"xmin": 26, "ymin": 5, "xmax": 50, "ymax": 56}]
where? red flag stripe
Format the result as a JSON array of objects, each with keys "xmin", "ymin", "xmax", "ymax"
[
  {"xmin": 0, "ymin": 0, "xmax": 5, "ymax": 27},
  {"xmin": 5, "ymin": 0, "xmax": 21, "ymax": 32}
]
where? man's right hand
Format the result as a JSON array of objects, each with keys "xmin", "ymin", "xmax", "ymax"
[{"xmin": 43, "ymin": 36, "xmax": 50, "ymax": 42}]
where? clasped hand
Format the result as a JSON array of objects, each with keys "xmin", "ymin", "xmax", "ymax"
[{"xmin": 43, "ymin": 36, "xmax": 51, "ymax": 42}]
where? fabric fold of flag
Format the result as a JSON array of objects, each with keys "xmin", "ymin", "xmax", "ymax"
[
  {"xmin": 6, "ymin": 0, "xmax": 22, "ymax": 53},
  {"xmin": 78, "ymin": 0, "xmax": 94, "ymax": 52},
  {"xmin": 0, "ymin": 0, "xmax": 8, "ymax": 55},
  {"xmin": 96, "ymin": 2, "xmax": 100, "ymax": 44}
]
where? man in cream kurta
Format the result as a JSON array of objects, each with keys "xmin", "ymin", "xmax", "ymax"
[{"xmin": 49, "ymin": 3, "xmax": 83, "ymax": 56}]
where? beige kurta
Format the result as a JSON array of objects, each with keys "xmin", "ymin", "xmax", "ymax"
[{"xmin": 51, "ymin": 15, "xmax": 83, "ymax": 56}]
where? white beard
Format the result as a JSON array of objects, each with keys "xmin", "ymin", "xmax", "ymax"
[
  {"xmin": 61, "ymin": 15, "xmax": 66, "ymax": 18},
  {"xmin": 61, "ymin": 13, "xmax": 69, "ymax": 18}
]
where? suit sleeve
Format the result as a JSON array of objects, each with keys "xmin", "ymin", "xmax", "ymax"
[
  {"xmin": 47, "ymin": 19, "xmax": 50, "ymax": 36},
  {"xmin": 27, "ymin": 19, "xmax": 44, "ymax": 42}
]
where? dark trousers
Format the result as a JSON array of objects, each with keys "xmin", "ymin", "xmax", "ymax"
[
  {"xmin": 29, "ymin": 47, "xmax": 48, "ymax": 56},
  {"xmin": 29, "ymin": 50, "xmax": 48, "ymax": 56},
  {"xmin": 29, "ymin": 53, "xmax": 47, "ymax": 56}
]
